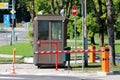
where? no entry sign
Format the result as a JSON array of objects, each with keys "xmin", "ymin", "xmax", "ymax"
[{"xmin": 72, "ymin": 5, "xmax": 77, "ymax": 17}]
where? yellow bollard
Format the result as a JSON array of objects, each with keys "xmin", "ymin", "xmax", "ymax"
[
  {"xmin": 10, "ymin": 48, "xmax": 16, "ymax": 74},
  {"xmin": 12, "ymin": 48, "xmax": 16, "ymax": 63}
]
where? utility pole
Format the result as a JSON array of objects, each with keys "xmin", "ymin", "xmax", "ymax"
[{"xmin": 81, "ymin": 0, "xmax": 88, "ymax": 70}]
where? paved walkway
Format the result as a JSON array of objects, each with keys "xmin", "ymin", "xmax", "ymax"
[{"xmin": 0, "ymin": 64, "xmax": 119, "ymax": 80}]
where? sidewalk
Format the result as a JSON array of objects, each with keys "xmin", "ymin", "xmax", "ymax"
[{"xmin": 0, "ymin": 63, "xmax": 120, "ymax": 80}]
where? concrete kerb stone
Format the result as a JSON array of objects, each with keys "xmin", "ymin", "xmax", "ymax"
[
  {"xmin": 0, "ymin": 54, "xmax": 23, "ymax": 58},
  {"xmin": 24, "ymin": 57, "xmax": 33, "ymax": 63},
  {"xmin": 97, "ymin": 71, "xmax": 114, "ymax": 76}
]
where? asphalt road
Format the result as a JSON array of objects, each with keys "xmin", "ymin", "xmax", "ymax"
[
  {"xmin": 0, "ymin": 73, "xmax": 120, "ymax": 80},
  {"xmin": 0, "ymin": 27, "xmax": 29, "ymax": 46},
  {"xmin": 0, "ymin": 74, "xmax": 82, "ymax": 80}
]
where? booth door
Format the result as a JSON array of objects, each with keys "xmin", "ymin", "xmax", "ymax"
[
  {"xmin": 50, "ymin": 21, "xmax": 63, "ymax": 64},
  {"xmin": 38, "ymin": 20, "xmax": 51, "ymax": 63}
]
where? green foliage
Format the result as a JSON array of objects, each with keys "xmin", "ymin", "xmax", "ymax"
[
  {"xmin": 87, "ymin": 13, "xmax": 98, "ymax": 38},
  {"xmin": 1, "ymin": 0, "xmax": 120, "ymax": 40},
  {"xmin": 34, "ymin": 0, "xmax": 51, "ymax": 14},
  {"xmin": 0, "ymin": 0, "xmax": 9, "ymax": 2},
  {"xmin": 113, "ymin": 0, "xmax": 120, "ymax": 14},
  {"xmin": 115, "ymin": 14, "xmax": 120, "ymax": 31}
]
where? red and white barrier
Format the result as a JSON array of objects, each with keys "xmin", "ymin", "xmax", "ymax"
[
  {"xmin": 36, "ymin": 40, "xmax": 105, "ymax": 71},
  {"xmin": 35, "ymin": 49, "xmax": 104, "ymax": 55}
]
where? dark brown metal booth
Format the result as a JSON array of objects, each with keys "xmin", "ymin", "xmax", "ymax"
[{"xmin": 33, "ymin": 15, "xmax": 67, "ymax": 68}]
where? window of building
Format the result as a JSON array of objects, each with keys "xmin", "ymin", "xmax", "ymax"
[
  {"xmin": 38, "ymin": 20, "xmax": 49, "ymax": 40},
  {"xmin": 51, "ymin": 21, "xmax": 62, "ymax": 40}
]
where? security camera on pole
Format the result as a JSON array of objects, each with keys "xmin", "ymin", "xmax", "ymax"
[{"xmin": 72, "ymin": 5, "xmax": 77, "ymax": 64}]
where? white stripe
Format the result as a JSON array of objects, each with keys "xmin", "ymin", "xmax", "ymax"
[{"xmin": 72, "ymin": 10, "xmax": 77, "ymax": 12}]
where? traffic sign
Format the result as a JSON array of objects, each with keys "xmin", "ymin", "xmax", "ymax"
[
  {"xmin": 4, "ymin": 14, "xmax": 10, "ymax": 27},
  {"xmin": 72, "ymin": 5, "xmax": 77, "ymax": 17},
  {"xmin": 10, "ymin": 9, "xmax": 16, "ymax": 14},
  {"xmin": 0, "ymin": 3, "xmax": 9, "ymax": 9},
  {"xmin": 11, "ymin": 14, "xmax": 16, "ymax": 19}
]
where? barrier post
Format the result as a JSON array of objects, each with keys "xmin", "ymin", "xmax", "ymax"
[
  {"xmin": 55, "ymin": 41, "xmax": 58, "ymax": 71},
  {"xmin": 101, "ymin": 46, "xmax": 109, "ymax": 72},
  {"xmin": 89, "ymin": 44, "xmax": 96, "ymax": 63}
]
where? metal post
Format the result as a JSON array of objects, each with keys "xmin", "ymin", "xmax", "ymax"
[
  {"xmin": 55, "ymin": 41, "xmax": 58, "ymax": 71},
  {"xmin": 74, "ymin": 17, "xmax": 77, "ymax": 64},
  {"xmin": 81, "ymin": 0, "xmax": 88, "ymax": 71},
  {"xmin": 11, "ymin": 0, "xmax": 15, "ymax": 44}
]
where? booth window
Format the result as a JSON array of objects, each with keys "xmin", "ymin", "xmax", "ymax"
[
  {"xmin": 51, "ymin": 21, "xmax": 62, "ymax": 40},
  {"xmin": 38, "ymin": 20, "xmax": 49, "ymax": 40}
]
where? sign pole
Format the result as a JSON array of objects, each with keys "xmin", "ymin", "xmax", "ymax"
[
  {"xmin": 74, "ymin": 16, "xmax": 77, "ymax": 64},
  {"xmin": 11, "ymin": 0, "xmax": 15, "ymax": 45},
  {"xmin": 72, "ymin": 5, "xmax": 77, "ymax": 64}
]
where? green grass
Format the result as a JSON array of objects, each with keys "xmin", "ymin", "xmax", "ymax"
[
  {"xmin": 0, "ymin": 42, "xmax": 33, "ymax": 57},
  {"xmin": 71, "ymin": 62, "xmax": 120, "ymax": 72},
  {"xmin": 0, "ymin": 41, "xmax": 120, "ymax": 57},
  {"xmin": 0, "ymin": 57, "xmax": 24, "ymax": 63}
]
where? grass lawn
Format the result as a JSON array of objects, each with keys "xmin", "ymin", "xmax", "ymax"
[
  {"xmin": 0, "ymin": 41, "xmax": 120, "ymax": 56},
  {"xmin": 0, "ymin": 42, "xmax": 33, "ymax": 57},
  {"xmin": 71, "ymin": 62, "xmax": 120, "ymax": 72}
]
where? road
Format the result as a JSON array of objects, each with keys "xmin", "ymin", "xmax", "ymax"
[
  {"xmin": 0, "ymin": 72, "xmax": 120, "ymax": 80},
  {"xmin": 0, "ymin": 27, "xmax": 29, "ymax": 46},
  {"xmin": 0, "ymin": 74, "xmax": 82, "ymax": 80}
]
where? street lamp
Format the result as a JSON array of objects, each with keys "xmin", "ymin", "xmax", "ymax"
[{"xmin": 81, "ymin": 0, "xmax": 88, "ymax": 70}]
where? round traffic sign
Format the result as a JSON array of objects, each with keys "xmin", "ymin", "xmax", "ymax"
[{"xmin": 72, "ymin": 5, "xmax": 77, "ymax": 17}]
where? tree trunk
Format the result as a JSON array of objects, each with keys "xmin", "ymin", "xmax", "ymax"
[
  {"xmin": 31, "ymin": 0, "xmax": 35, "ymax": 22},
  {"xmin": 99, "ymin": 23, "xmax": 104, "ymax": 47},
  {"xmin": 90, "ymin": 0, "xmax": 105, "ymax": 47},
  {"xmin": 91, "ymin": 34, "xmax": 95, "ymax": 45},
  {"xmin": 106, "ymin": 0, "xmax": 116, "ymax": 66},
  {"xmin": 51, "ymin": 0, "xmax": 55, "ymax": 14}
]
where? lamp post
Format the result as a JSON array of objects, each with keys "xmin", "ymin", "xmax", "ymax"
[{"xmin": 81, "ymin": 0, "xmax": 88, "ymax": 70}]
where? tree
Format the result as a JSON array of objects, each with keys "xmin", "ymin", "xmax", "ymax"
[
  {"xmin": 90, "ymin": 0, "xmax": 116, "ymax": 66},
  {"xmin": 87, "ymin": 13, "xmax": 98, "ymax": 45},
  {"xmin": 106, "ymin": 0, "xmax": 116, "ymax": 66},
  {"xmin": 90, "ymin": 0, "xmax": 106, "ymax": 46}
]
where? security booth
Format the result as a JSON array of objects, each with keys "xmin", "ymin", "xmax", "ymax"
[{"xmin": 33, "ymin": 15, "xmax": 67, "ymax": 68}]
